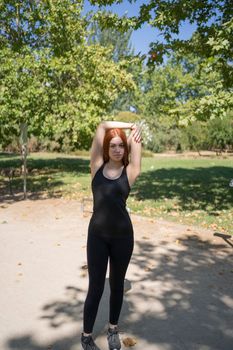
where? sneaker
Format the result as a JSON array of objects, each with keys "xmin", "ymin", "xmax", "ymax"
[
  {"xmin": 107, "ymin": 327, "xmax": 121, "ymax": 350},
  {"xmin": 81, "ymin": 334, "xmax": 101, "ymax": 350}
]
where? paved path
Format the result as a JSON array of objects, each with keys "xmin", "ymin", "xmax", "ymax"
[{"xmin": 0, "ymin": 199, "xmax": 233, "ymax": 350}]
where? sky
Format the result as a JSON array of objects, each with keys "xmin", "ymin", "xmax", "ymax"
[{"xmin": 83, "ymin": 0, "xmax": 197, "ymax": 55}]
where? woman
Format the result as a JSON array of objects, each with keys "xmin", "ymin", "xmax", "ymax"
[{"xmin": 81, "ymin": 121, "xmax": 142, "ymax": 350}]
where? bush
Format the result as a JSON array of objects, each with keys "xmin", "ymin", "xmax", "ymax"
[
  {"xmin": 206, "ymin": 114, "xmax": 233, "ymax": 152},
  {"xmin": 40, "ymin": 138, "xmax": 61, "ymax": 152},
  {"xmin": 2, "ymin": 135, "xmax": 20, "ymax": 153},
  {"xmin": 180, "ymin": 121, "xmax": 208, "ymax": 152},
  {"xmin": 28, "ymin": 136, "xmax": 41, "ymax": 152},
  {"xmin": 146, "ymin": 124, "xmax": 182, "ymax": 153}
]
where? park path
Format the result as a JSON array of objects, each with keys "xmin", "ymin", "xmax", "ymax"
[{"xmin": 0, "ymin": 198, "xmax": 233, "ymax": 350}]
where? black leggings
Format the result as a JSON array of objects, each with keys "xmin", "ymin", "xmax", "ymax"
[{"xmin": 83, "ymin": 233, "xmax": 134, "ymax": 334}]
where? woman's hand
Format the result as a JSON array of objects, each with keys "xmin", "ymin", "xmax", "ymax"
[{"xmin": 131, "ymin": 122, "xmax": 143, "ymax": 143}]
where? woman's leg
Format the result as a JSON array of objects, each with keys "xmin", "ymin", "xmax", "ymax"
[
  {"xmin": 83, "ymin": 234, "xmax": 109, "ymax": 334},
  {"xmin": 108, "ymin": 235, "xmax": 134, "ymax": 326}
]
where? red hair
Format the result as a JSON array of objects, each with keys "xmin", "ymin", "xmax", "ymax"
[{"xmin": 103, "ymin": 128, "xmax": 129, "ymax": 166}]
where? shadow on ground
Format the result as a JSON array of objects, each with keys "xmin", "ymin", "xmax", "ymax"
[
  {"xmin": 132, "ymin": 166, "xmax": 233, "ymax": 213},
  {"xmin": 5, "ymin": 234, "xmax": 233, "ymax": 350},
  {"xmin": 1, "ymin": 154, "xmax": 233, "ymax": 216},
  {"xmin": 0, "ymin": 156, "xmax": 90, "ymax": 203}
]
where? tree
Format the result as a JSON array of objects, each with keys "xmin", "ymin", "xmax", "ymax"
[
  {"xmin": 0, "ymin": 0, "xmax": 135, "ymax": 149},
  {"xmin": 88, "ymin": 14, "xmax": 135, "ymax": 62},
  {"xmin": 206, "ymin": 113, "xmax": 233, "ymax": 152},
  {"xmin": 88, "ymin": 0, "xmax": 233, "ymax": 122},
  {"xmin": 151, "ymin": 54, "xmax": 232, "ymax": 124},
  {"xmin": 89, "ymin": 1, "xmax": 232, "ymax": 65},
  {"xmin": 87, "ymin": 16, "xmax": 147, "ymax": 115}
]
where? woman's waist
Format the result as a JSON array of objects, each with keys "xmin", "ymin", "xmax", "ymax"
[{"xmin": 89, "ymin": 211, "xmax": 133, "ymax": 230}]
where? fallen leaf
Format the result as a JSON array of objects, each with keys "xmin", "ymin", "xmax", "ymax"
[
  {"xmin": 144, "ymin": 267, "xmax": 151, "ymax": 272},
  {"xmin": 80, "ymin": 272, "xmax": 87, "ymax": 278},
  {"xmin": 123, "ymin": 337, "xmax": 137, "ymax": 347},
  {"xmin": 81, "ymin": 264, "xmax": 88, "ymax": 270}
]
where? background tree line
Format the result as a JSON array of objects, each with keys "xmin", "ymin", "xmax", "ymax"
[{"xmin": 0, "ymin": 0, "xmax": 232, "ymax": 153}]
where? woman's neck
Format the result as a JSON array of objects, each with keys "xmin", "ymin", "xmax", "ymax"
[{"xmin": 107, "ymin": 159, "xmax": 123, "ymax": 168}]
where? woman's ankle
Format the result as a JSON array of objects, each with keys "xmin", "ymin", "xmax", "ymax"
[
  {"xmin": 82, "ymin": 332, "xmax": 92, "ymax": 337},
  {"xmin": 109, "ymin": 323, "xmax": 118, "ymax": 330}
]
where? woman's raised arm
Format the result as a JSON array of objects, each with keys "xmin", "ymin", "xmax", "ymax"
[{"xmin": 126, "ymin": 124, "xmax": 142, "ymax": 187}]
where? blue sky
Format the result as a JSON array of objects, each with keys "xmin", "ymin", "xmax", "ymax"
[{"xmin": 83, "ymin": 0, "xmax": 197, "ymax": 55}]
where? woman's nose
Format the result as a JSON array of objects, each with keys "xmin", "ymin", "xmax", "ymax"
[{"xmin": 116, "ymin": 146, "xmax": 123, "ymax": 152}]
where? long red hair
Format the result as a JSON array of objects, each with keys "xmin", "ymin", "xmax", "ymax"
[{"xmin": 103, "ymin": 128, "xmax": 129, "ymax": 167}]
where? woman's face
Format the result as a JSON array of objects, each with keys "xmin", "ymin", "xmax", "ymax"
[{"xmin": 109, "ymin": 136, "xmax": 125, "ymax": 162}]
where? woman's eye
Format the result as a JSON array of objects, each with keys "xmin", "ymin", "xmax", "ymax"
[{"xmin": 110, "ymin": 144, "xmax": 124, "ymax": 149}]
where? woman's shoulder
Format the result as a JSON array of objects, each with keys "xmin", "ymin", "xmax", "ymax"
[{"xmin": 91, "ymin": 162, "xmax": 104, "ymax": 180}]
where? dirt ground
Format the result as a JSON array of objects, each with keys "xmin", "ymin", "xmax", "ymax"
[{"xmin": 0, "ymin": 198, "xmax": 233, "ymax": 350}]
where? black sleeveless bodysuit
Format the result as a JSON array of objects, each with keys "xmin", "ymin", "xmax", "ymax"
[{"xmin": 88, "ymin": 163, "xmax": 133, "ymax": 237}]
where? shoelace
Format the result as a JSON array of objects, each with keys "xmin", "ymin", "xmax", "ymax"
[
  {"xmin": 108, "ymin": 329, "xmax": 120, "ymax": 346},
  {"xmin": 89, "ymin": 338, "xmax": 97, "ymax": 350},
  {"xmin": 82, "ymin": 336, "xmax": 97, "ymax": 350}
]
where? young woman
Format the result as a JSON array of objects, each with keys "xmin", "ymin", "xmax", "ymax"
[{"xmin": 81, "ymin": 121, "xmax": 142, "ymax": 350}]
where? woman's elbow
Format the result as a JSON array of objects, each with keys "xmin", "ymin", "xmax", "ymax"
[
  {"xmin": 96, "ymin": 121, "xmax": 106, "ymax": 132},
  {"xmin": 99, "ymin": 121, "xmax": 109, "ymax": 130}
]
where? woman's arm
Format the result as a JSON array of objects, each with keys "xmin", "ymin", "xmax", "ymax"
[
  {"xmin": 127, "ymin": 124, "xmax": 143, "ymax": 187},
  {"xmin": 90, "ymin": 121, "xmax": 133, "ymax": 178}
]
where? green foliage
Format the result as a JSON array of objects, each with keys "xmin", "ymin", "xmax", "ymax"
[
  {"xmin": 113, "ymin": 111, "xmax": 140, "ymax": 123},
  {"xmin": 87, "ymin": 16, "xmax": 144, "ymax": 114},
  {"xmin": 141, "ymin": 58, "xmax": 198, "ymax": 125},
  {"xmin": 90, "ymin": 0, "xmax": 233, "ymax": 124},
  {"xmin": 90, "ymin": 1, "xmax": 232, "ymax": 71},
  {"xmin": 0, "ymin": 47, "xmax": 47, "ymax": 144},
  {"xmin": 146, "ymin": 123, "xmax": 182, "ymax": 153},
  {"xmin": 140, "ymin": 54, "xmax": 233, "ymax": 130},
  {"xmin": 1, "ymin": 0, "xmax": 232, "ymax": 150},
  {"xmin": 88, "ymin": 16, "xmax": 135, "ymax": 62},
  {"xmin": 0, "ymin": 0, "xmax": 87, "ymax": 52},
  {"xmin": 0, "ymin": 0, "xmax": 135, "ymax": 149},
  {"xmin": 144, "ymin": 116, "xmax": 233, "ymax": 154},
  {"xmin": 180, "ymin": 122, "xmax": 208, "ymax": 152},
  {"xmin": 206, "ymin": 113, "xmax": 233, "ymax": 152}
]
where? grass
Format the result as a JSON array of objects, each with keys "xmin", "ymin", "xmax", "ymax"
[{"xmin": 0, "ymin": 151, "xmax": 232, "ymax": 234}]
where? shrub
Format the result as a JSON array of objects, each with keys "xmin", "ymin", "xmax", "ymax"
[{"xmin": 206, "ymin": 114, "xmax": 233, "ymax": 152}]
